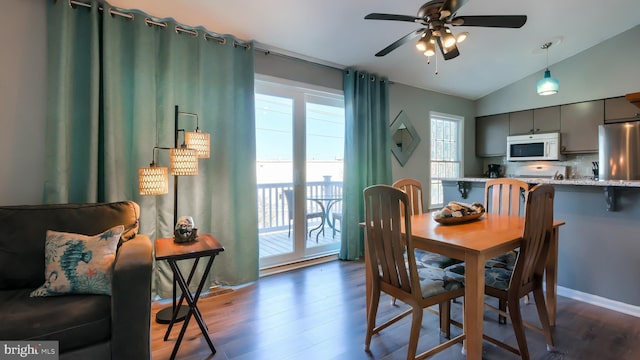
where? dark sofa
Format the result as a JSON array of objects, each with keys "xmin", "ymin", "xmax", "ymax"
[{"xmin": 0, "ymin": 201, "xmax": 152, "ymax": 360}]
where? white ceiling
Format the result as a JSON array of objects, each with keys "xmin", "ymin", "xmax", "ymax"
[{"xmin": 111, "ymin": 0, "xmax": 640, "ymax": 100}]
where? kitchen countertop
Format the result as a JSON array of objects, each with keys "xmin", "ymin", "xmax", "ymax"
[{"xmin": 446, "ymin": 177, "xmax": 640, "ymax": 188}]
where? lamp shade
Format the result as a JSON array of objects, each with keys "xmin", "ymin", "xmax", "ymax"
[
  {"xmin": 170, "ymin": 147, "xmax": 198, "ymax": 175},
  {"xmin": 138, "ymin": 165, "xmax": 169, "ymax": 195},
  {"xmin": 537, "ymin": 70, "xmax": 559, "ymax": 96},
  {"xmin": 185, "ymin": 130, "xmax": 210, "ymax": 158}
]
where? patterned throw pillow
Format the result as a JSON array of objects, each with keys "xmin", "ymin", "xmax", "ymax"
[{"xmin": 30, "ymin": 225, "xmax": 124, "ymax": 297}]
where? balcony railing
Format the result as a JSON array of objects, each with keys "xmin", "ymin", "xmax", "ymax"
[{"xmin": 257, "ymin": 179, "xmax": 343, "ymax": 234}]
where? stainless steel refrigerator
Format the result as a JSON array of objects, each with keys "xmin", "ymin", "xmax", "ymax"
[{"xmin": 599, "ymin": 121, "xmax": 640, "ymax": 181}]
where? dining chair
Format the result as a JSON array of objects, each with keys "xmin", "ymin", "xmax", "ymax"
[
  {"xmin": 484, "ymin": 178, "xmax": 531, "ymax": 320},
  {"xmin": 363, "ymin": 185, "xmax": 465, "ymax": 360},
  {"xmin": 485, "ymin": 177, "xmax": 528, "ymax": 216},
  {"xmin": 484, "ymin": 178, "xmax": 529, "ymax": 270},
  {"xmin": 392, "ymin": 178, "xmax": 462, "ymax": 270},
  {"xmin": 392, "ymin": 178, "xmax": 424, "ymax": 216},
  {"xmin": 282, "ymin": 189, "xmax": 324, "ymax": 242},
  {"xmin": 446, "ymin": 184, "xmax": 555, "ymax": 360},
  {"xmin": 483, "ymin": 183, "xmax": 556, "ymax": 359}
]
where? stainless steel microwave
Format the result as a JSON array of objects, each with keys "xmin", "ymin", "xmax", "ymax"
[{"xmin": 507, "ymin": 132, "xmax": 561, "ymax": 161}]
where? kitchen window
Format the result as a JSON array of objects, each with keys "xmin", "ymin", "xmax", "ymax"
[{"xmin": 429, "ymin": 112, "xmax": 463, "ymax": 208}]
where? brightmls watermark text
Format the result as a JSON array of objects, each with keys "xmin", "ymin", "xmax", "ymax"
[{"xmin": 0, "ymin": 341, "xmax": 58, "ymax": 359}]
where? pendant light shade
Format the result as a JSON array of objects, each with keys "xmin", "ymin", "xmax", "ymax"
[
  {"xmin": 537, "ymin": 42, "xmax": 559, "ymax": 96},
  {"xmin": 138, "ymin": 164, "xmax": 169, "ymax": 195},
  {"xmin": 537, "ymin": 70, "xmax": 559, "ymax": 96},
  {"xmin": 170, "ymin": 147, "xmax": 198, "ymax": 176}
]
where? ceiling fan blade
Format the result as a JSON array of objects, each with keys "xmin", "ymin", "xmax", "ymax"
[
  {"xmin": 451, "ymin": 15, "xmax": 527, "ymax": 28},
  {"xmin": 439, "ymin": 0, "xmax": 469, "ymax": 16},
  {"xmin": 364, "ymin": 13, "xmax": 418, "ymax": 22},
  {"xmin": 375, "ymin": 28, "xmax": 426, "ymax": 57},
  {"xmin": 436, "ymin": 37, "xmax": 460, "ymax": 60}
]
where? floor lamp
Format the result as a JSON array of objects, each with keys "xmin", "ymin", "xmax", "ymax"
[{"xmin": 138, "ymin": 105, "xmax": 210, "ymax": 323}]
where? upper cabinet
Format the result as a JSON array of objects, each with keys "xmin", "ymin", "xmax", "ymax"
[
  {"xmin": 477, "ymin": 97, "xmax": 634, "ymax": 158},
  {"xmin": 508, "ymin": 110, "xmax": 532, "ymax": 135},
  {"xmin": 604, "ymin": 96, "xmax": 640, "ymax": 123},
  {"xmin": 533, "ymin": 106, "xmax": 561, "ymax": 133},
  {"xmin": 476, "ymin": 114, "xmax": 508, "ymax": 157},
  {"xmin": 508, "ymin": 106, "xmax": 560, "ymax": 135},
  {"xmin": 560, "ymin": 100, "xmax": 603, "ymax": 153}
]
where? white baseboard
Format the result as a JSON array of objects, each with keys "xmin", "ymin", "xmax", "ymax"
[
  {"xmin": 557, "ymin": 285, "xmax": 640, "ymax": 318},
  {"xmin": 259, "ymin": 254, "xmax": 339, "ymax": 277}
]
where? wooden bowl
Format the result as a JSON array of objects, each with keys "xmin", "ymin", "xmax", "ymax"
[{"xmin": 433, "ymin": 211, "xmax": 484, "ymax": 225}]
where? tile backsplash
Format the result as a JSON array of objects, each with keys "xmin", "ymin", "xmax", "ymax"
[{"xmin": 481, "ymin": 153, "xmax": 599, "ymax": 179}]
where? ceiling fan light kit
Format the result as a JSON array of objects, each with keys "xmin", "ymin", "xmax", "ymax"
[
  {"xmin": 423, "ymin": 43, "xmax": 436, "ymax": 57},
  {"xmin": 455, "ymin": 32, "xmax": 468, "ymax": 43},
  {"xmin": 441, "ymin": 32, "xmax": 456, "ymax": 48},
  {"xmin": 365, "ymin": 0, "xmax": 527, "ymax": 69},
  {"xmin": 537, "ymin": 42, "xmax": 559, "ymax": 96},
  {"xmin": 415, "ymin": 36, "xmax": 429, "ymax": 52}
]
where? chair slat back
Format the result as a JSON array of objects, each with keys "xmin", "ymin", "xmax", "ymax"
[
  {"xmin": 282, "ymin": 189, "xmax": 294, "ymax": 221},
  {"xmin": 364, "ymin": 185, "xmax": 417, "ymax": 295},
  {"xmin": 392, "ymin": 178, "xmax": 424, "ymax": 216},
  {"xmin": 485, "ymin": 178, "xmax": 529, "ymax": 216},
  {"xmin": 512, "ymin": 184, "xmax": 555, "ymax": 289}
]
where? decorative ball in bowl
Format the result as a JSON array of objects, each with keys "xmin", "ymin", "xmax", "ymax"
[
  {"xmin": 174, "ymin": 216, "xmax": 198, "ymax": 243},
  {"xmin": 432, "ymin": 201, "xmax": 485, "ymax": 225}
]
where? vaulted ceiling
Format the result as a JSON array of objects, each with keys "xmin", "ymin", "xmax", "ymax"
[{"xmin": 111, "ymin": 0, "xmax": 640, "ymax": 100}]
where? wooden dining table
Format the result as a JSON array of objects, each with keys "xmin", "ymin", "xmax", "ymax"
[{"xmin": 364, "ymin": 212, "xmax": 564, "ymax": 360}]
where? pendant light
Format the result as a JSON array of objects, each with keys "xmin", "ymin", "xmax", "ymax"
[{"xmin": 537, "ymin": 42, "xmax": 559, "ymax": 96}]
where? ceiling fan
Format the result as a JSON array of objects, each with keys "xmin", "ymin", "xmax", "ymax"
[{"xmin": 365, "ymin": 0, "xmax": 527, "ymax": 61}]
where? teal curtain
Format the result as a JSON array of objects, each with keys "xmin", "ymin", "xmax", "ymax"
[
  {"xmin": 45, "ymin": 0, "xmax": 258, "ymax": 298},
  {"xmin": 339, "ymin": 69, "xmax": 391, "ymax": 260}
]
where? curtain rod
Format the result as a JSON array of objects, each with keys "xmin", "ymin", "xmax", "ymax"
[
  {"xmin": 66, "ymin": 0, "xmax": 251, "ymax": 50},
  {"xmin": 253, "ymin": 46, "xmax": 392, "ymax": 84},
  {"xmin": 254, "ymin": 46, "xmax": 344, "ymax": 72}
]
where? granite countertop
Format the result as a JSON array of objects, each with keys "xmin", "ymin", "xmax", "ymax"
[{"xmin": 446, "ymin": 177, "xmax": 640, "ymax": 188}]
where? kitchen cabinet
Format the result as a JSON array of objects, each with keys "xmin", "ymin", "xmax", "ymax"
[
  {"xmin": 533, "ymin": 106, "xmax": 561, "ymax": 133},
  {"xmin": 560, "ymin": 100, "xmax": 603, "ymax": 153},
  {"xmin": 476, "ymin": 113, "xmax": 508, "ymax": 157},
  {"xmin": 508, "ymin": 110, "xmax": 533, "ymax": 135},
  {"xmin": 508, "ymin": 106, "xmax": 560, "ymax": 135},
  {"xmin": 604, "ymin": 96, "xmax": 640, "ymax": 123}
]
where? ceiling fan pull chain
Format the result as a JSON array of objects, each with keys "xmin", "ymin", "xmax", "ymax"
[{"xmin": 435, "ymin": 52, "xmax": 439, "ymax": 75}]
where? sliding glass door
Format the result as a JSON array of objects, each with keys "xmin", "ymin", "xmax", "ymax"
[{"xmin": 255, "ymin": 77, "xmax": 344, "ymax": 269}]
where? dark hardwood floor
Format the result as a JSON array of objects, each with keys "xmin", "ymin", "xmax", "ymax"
[{"xmin": 151, "ymin": 260, "xmax": 640, "ymax": 360}]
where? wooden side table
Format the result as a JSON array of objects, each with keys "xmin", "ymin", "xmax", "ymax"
[{"xmin": 155, "ymin": 234, "xmax": 225, "ymax": 360}]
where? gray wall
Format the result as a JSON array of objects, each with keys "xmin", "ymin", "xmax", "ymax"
[
  {"xmin": 255, "ymin": 51, "xmax": 342, "ymax": 91},
  {"xmin": 0, "ymin": 0, "xmax": 47, "ymax": 205},
  {"xmin": 477, "ymin": 25, "xmax": 640, "ymax": 116},
  {"xmin": 390, "ymin": 83, "xmax": 478, "ymax": 205},
  {"xmin": 552, "ymin": 185, "xmax": 640, "ymax": 306}
]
